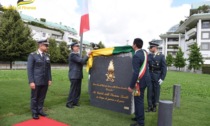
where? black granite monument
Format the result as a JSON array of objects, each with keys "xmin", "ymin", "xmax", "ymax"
[{"xmin": 90, "ymin": 52, "xmax": 133, "ymax": 114}]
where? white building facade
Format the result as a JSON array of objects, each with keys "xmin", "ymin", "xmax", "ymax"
[
  {"xmin": 159, "ymin": 28, "xmax": 185, "ymax": 58},
  {"xmin": 159, "ymin": 2, "xmax": 210, "ymax": 65},
  {"xmin": 20, "ymin": 13, "xmax": 79, "ymax": 44},
  {"xmin": 177, "ymin": 15, "xmax": 210, "ymax": 64}
]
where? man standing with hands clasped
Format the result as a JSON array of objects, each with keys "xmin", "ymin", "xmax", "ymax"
[
  {"xmin": 128, "ymin": 38, "xmax": 150, "ymax": 126},
  {"xmin": 146, "ymin": 41, "xmax": 167, "ymax": 112},
  {"xmin": 66, "ymin": 42, "xmax": 91, "ymax": 108},
  {"xmin": 27, "ymin": 39, "xmax": 52, "ymax": 119}
]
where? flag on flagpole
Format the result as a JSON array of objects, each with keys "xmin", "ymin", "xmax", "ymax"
[{"xmin": 80, "ymin": 0, "xmax": 90, "ymax": 36}]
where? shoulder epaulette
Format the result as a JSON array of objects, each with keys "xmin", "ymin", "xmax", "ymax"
[{"xmin": 30, "ymin": 51, "xmax": 37, "ymax": 55}]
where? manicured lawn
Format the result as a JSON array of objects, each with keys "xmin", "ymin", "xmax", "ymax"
[{"xmin": 0, "ymin": 69, "xmax": 210, "ymax": 126}]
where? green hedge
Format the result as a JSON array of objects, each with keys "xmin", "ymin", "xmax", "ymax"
[
  {"xmin": 26, "ymin": 21, "xmax": 64, "ymax": 35},
  {"xmin": 202, "ymin": 65, "xmax": 210, "ymax": 74}
]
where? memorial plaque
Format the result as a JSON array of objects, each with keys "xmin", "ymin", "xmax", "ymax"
[{"xmin": 90, "ymin": 52, "xmax": 133, "ymax": 114}]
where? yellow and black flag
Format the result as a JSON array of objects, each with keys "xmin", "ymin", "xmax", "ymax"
[{"xmin": 17, "ymin": 0, "xmax": 34, "ymax": 6}]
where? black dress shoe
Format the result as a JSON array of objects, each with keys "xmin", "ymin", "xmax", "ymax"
[
  {"xmin": 152, "ymin": 107, "xmax": 156, "ymax": 112},
  {"xmin": 131, "ymin": 117, "xmax": 137, "ymax": 121},
  {"xmin": 38, "ymin": 112, "xmax": 48, "ymax": 116},
  {"xmin": 130, "ymin": 123, "xmax": 144, "ymax": 126},
  {"xmin": 145, "ymin": 107, "xmax": 153, "ymax": 112},
  {"xmin": 32, "ymin": 113, "xmax": 39, "ymax": 119},
  {"xmin": 66, "ymin": 104, "xmax": 74, "ymax": 108}
]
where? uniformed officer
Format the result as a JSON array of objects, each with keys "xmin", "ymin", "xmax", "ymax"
[
  {"xmin": 128, "ymin": 38, "xmax": 150, "ymax": 126},
  {"xmin": 27, "ymin": 39, "xmax": 52, "ymax": 119},
  {"xmin": 66, "ymin": 42, "xmax": 90, "ymax": 108},
  {"xmin": 146, "ymin": 41, "xmax": 167, "ymax": 112}
]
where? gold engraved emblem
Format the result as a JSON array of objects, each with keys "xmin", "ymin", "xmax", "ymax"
[{"xmin": 106, "ymin": 60, "xmax": 115, "ymax": 82}]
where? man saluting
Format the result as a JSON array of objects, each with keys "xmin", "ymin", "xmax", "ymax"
[{"xmin": 27, "ymin": 39, "xmax": 52, "ymax": 119}]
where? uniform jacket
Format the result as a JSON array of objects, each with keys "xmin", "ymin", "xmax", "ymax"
[
  {"xmin": 130, "ymin": 49, "xmax": 150, "ymax": 89},
  {"xmin": 68, "ymin": 53, "xmax": 88, "ymax": 80},
  {"xmin": 148, "ymin": 52, "xmax": 167, "ymax": 81},
  {"xmin": 27, "ymin": 50, "xmax": 52, "ymax": 86}
]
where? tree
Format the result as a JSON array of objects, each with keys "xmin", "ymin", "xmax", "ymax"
[
  {"xmin": 27, "ymin": 21, "xmax": 64, "ymax": 35},
  {"xmin": 0, "ymin": 3, "xmax": 3, "ymax": 11},
  {"xmin": 198, "ymin": 5, "xmax": 210, "ymax": 13},
  {"xmin": 48, "ymin": 39, "xmax": 60, "ymax": 63},
  {"xmin": 40, "ymin": 18, "xmax": 46, "ymax": 22},
  {"xmin": 59, "ymin": 41, "xmax": 70, "ymax": 63},
  {"xmin": 82, "ymin": 50, "xmax": 87, "ymax": 58},
  {"xmin": 174, "ymin": 48, "xmax": 186, "ymax": 71},
  {"xmin": 188, "ymin": 43, "xmax": 203, "ymax": 72},
  {"xmin": 98, "ymin": 41, "xmax": 105, "ymax": 48},
  {"xmin": 72, "ymin": 38, "xmax": 78, "ymax": 43},
  {"xmin": 190, "ymin": 5, "xmax": 210, "ymax": 15},
  {"xmin": 179, "ymin": 20, "xmax": 184, "ymax": 26},
  {"xmin": 0, "ymin": 8, "xmax": 36, "ymax": 69},
  {"xmin": 166, "ymin": 53, "xmax": 174, "ymax": 68}
]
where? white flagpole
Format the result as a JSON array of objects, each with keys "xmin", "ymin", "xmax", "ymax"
[{"xmin": 80, "ymin": 33, "xmax": 83, "ymax": 57}]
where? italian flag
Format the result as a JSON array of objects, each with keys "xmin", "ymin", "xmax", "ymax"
[
  {"xmin": 79, "ymin": 0, "xmax": 90, "ymax": 36},
  {"xmin": 138, "ymin": 50, "xmax": 148, "ymax": 79},
  {"xmin": 134, "ymin": 50, "xmax": 148, "ymax": 96}
]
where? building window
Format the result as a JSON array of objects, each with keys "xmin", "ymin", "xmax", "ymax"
[
  {"xmin": 202, "ymin": 21, "xmax": 210, "ymax": 29},
  {"xmin": 172, "ymin": 52, "xmax": 176, "ymax": 55},
  {"xmin": 51, "ymin": 34, "xmax": 62, "ymax": 39},
  {"xmin": 201, "ymin": 32, "xmax": 210, "ymax": 40},
  {"xmin": 167, "ymin": 45, "xmax": 178, "ymax": 49},
  {"xmin": 201, "ymin": 43, "xmax": 210, "ymax": 50},
  {"xmin": 68, "ymin": 38, "xmax": 72, "ymax": 43},
  {"xmin": 168, "ymin": 38, "xmax": 178, "ymax": 42}
]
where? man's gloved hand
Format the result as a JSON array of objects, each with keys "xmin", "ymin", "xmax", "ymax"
[
  {"xmin": 158, "ymin": 79, "xmax": 163, "ymax": 85},
  {"xmin": 86, "ymin": 50, "xmax": 92, "ymax": 57}
]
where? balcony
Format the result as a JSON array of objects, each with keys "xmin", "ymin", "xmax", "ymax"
[
  {"xmin": 167, "ymin": 41, "xmax": 179, "ymax": 45},
  {"xmin": 186, "ymin": 39, "xmax": 196, "ymax": 45},
  {"xmin": 167, "ymin": 49, "xmax": 178, "ymax": 52},
  {"xmin": 185, "ymin": 28, "xmax": 196, "ymax": 39},
  {"xmin": 167, "ymin": 52, "xmax": 177, "ymax": 56},
  {"xmin": 55, "ymin": 38, "xmax": 63, "ymax": 42}
]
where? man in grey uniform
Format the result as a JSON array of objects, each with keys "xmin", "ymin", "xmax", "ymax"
[
  {"xmin": 66, "ymin": 42, "xmax": 90, "ymax": 108},
  {"xmin": 27, "ymin": 39, "xmax": 52, "ymax": 119}
]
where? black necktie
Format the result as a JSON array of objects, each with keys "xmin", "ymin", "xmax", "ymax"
[{"xmin": 42, "ymin": 53, "xmax": 45, "ymax": 60}]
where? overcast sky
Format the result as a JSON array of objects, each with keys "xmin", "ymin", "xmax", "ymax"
[{"xmin": 0, "ymin": 0, "xmax": 208, "ymax": 48}]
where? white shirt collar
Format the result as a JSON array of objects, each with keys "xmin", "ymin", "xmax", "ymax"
[
  {"xmin": 38, "ymin": 49, "xmax": 43, "ymax": 56},
  {"xmin": 152, "ymin": 51, "xmax": 159, "ymax": 58},
  {"xmin": 154, "ymin": 51, "xmax": 159, "ymax": 55},
  {"xmin": 71, "ymin": 51, "xmax": 79, "ymax": 54}
]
